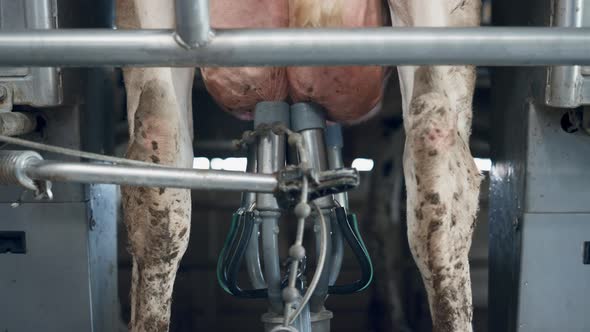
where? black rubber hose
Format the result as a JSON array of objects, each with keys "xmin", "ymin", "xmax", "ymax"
[
  {"xmin": 328, "ymin": 207, "xmax": 374, "ymax": 294},
  {"xmin": 225, "ymin": 211, "xmax": 268, "ymax": 298},
  {"xmin": 217, "ymin": 213, "xmax": 241, "ymax": 294}
]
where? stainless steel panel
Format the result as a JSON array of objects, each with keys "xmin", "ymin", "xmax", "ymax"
[
  {"xmin": 489, "ymin": 0, "xmax": 553, "ymax": 329},
  {"xmin": 0, "ymin": 1, "xmax": 29, "ymax": 77},
  {"xmin": 0, "ymin": 202, "xmax": 93, "ymax": 332},
  {"xmin": 517, "ymin": 213, "xmax": 590, "ymax": 332},
  {"xmin": 525, "ymin": 106, "xmax": 590, "ymax": 213},
  {"xmin": 88, "ymin": 184, "xmax": 121, "ymax": 332},
  {"xmin": 0, "ymin": 0, "xmax": 61, "ymax": 109}
]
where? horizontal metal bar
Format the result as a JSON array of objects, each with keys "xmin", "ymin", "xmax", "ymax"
[
  {"xmin": 24, "ymin": 160, "xmax": 278, "ymax": 192},
  {"xmin": 0, "ymin": 27, "xmax": 589, "ymax": 66}
]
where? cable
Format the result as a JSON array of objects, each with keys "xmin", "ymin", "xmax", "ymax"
[
  {"xmin": 0, "ymin": 134, "xmax": 164, "ymax": 168},
  {"xmin": 287, "ymin": 202, "xmax": 328, "ymax": 325}
]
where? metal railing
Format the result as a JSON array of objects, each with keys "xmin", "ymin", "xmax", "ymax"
[{"xmin": 0, "ymin": 0, "xmax": 587, "ymax": 67}]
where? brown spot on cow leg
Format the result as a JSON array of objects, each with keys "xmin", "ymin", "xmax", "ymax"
[
  {"xmin": 150, "ymin": 155, "xmax": 160, "ymax": 164},
  {"xmin": 151, "ymin": 141, "xmax": 159, "ymax": 151},
  {"xmin": 427, "ymin": 219, "xmax": 443, "ymax": 239},
  {"xmin": 179, "ymin": 227, "xmax": 188, "ymax": 238},
  {"xmin": 425, "ymin": 192, "xmax": 441, "ymax": 205},
  {"xmin": 434, "ymin": 204, "xmax": 447, "ymax": 217},
  {"xmin": 143, "ymin": 315, "xmax": 169, "ymax": 332},
  {"xmin": 163, "ymin": 251, "xmax": 179, "ymax": 263},
  {"xmin": 432, "ymin": 287, "xmax": 459, "ymax": 332},
  {"xmin": 148, "ymin": 207, "xmax": 170, "ymax": 220},
  {"xmin": 436, "ymin": 107, "xmax": 447, "ymax": 115},
  {"xmin": 415, "ymin": 208, "xmax": 424, "ymax": 220},
  {"xmin": 173, "ymin": 207, "xmax": 185, "ymax": 216}
]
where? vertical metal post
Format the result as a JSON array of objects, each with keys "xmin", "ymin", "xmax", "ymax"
[
  {"xmin": 243, "ymin": 145, "xmax": 267, "ymax": 290},
  {"xmin": 324, "ymin": 124, "xmax": 345, "ymax": 287},
  {"xmin": 325, "ymin": 124, "xmax": 348, "ymax": 209},
  {"xmin": 175, "ymin": 0, "xmax": 210, "ymax": 47},
  {"xmin": 290, "ymin": 103, "xmax": 333, "ymax": 318},
  {"xmin": 255, "ymin": 102, "xmax": 290, "ymax": 314},
  {"xmin": 545, "ymin": 0, "xmax": 585, "ymax": 107}
]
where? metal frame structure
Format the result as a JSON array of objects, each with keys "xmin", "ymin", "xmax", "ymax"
[
  {"xmin": 1, "ymin": 0, "xmax": 589, "ymax": 331},
  {"xmin": 0, "ymin": 27, "xmax": 589, "ymax": 67},
  {"xmin": 0, "ymin": 0, "xmax": 586, "ymax": 68},
  {"xmin": 0, "ymin": 0, "xmax": 584, "ymax": 194}
]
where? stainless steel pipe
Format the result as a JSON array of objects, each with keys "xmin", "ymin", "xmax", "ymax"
[
  {"xmin": 545, "ymin": 0, "xmax": 587, "ymax": 107},
  {"xmin": 290, "ymin": 103, "xmax": 333, "ymax": 314},
  {"xmin": 325, "ymin": 124, "xmax": 346, "ymax": 287},
  {"xmin": 175, "ymin": 0, "xmax": 210, "ymax": 47},
  {"xmin": 325, "ymin": 124, "xmax": 348, "ymax": 210},
  {"xmin": 255, "ymin": 102, "xmax": 290, "ymax": 314},
  {"xmin": 243, "ymin": 144, "xmax": 267, "ymax": 290},
  {"xmin": 0, "ymin": 28, "xmax": 589, "ymax": 67},
  {"xmin": 22, "ymin": 160, "xmax": 278, "ymax": 192}
]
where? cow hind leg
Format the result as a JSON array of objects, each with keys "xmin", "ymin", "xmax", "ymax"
[
  {"xmin": 388, "ymin": 0, "xmax": 482, "ymax": 331},
  {"xmin": 121, "ymin": 68, "xmax": 194, "ymax": 332},
  {"xmin": 116, "ymin": 1, "xmax": 194, "ymax": 331}
]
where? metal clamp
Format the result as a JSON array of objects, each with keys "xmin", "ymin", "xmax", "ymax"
[{"xmin": 276, "ymin": 167, "xmax": 359, "ymax": 209}]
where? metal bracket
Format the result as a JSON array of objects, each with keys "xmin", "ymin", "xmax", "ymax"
[{"xmin": 276, "ymin": 167, "xmax": 359, "ymax": 209}]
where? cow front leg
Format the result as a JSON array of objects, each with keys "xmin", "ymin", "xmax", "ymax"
[
  {"xmin": 121, "ymin": 68, "xmax": 194, "ymax": 332},
  {"xmin": 388, "ymin": 1, "xmax": 482, "ymax": 331}
]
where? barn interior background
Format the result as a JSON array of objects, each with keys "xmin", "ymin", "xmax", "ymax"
[{"xmin": 103, "ymin": 1, "xmax": 493, "ymax": 331}]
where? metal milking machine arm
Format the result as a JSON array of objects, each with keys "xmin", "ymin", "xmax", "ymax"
[
  {"xmin": 216, "ymin": 102, "xmax": 373, "ymax": 332},
  {"xmin": 0, "ymin": 101, "xmax": 371, "ymax": 332}
]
